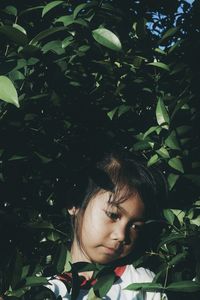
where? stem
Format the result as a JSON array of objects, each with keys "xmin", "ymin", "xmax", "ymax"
[{"xmin": 163, "ymin": 265, "xmax": 169, "ymax": 289}]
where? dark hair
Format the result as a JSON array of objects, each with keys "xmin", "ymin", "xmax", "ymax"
[{"xmin": 71, "ymin": 152, "xmax": 167, "ymax": 246}]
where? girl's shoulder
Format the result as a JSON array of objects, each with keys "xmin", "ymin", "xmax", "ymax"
[{"xmin": 121, "ymin": 264, "xmax": 156, "ymax": 284}]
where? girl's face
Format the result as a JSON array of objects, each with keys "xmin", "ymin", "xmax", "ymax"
[{"xmin": 71, "ymin": 190, "xmax": 145, "ymax": 264}]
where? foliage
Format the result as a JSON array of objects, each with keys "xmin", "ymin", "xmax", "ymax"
[{"xmin": 0, "ymin": 0, "xmax": 200, "ymax": 299}]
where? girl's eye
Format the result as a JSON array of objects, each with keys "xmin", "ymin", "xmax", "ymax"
[
  {"xmin": 105, "ymin": 211, "xmax": 120, "ymax": 221},
  {"xmin": 131, "ymin": 223, "xmax": 144, "ymax": 231}
]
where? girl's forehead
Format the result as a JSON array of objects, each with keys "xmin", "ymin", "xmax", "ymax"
[{"xmin": 90, "ymin": 190, "xmax": 145, "ymax": 219}]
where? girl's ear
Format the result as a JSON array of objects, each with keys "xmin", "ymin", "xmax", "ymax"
[{"xmin": 68, "ymin": 206, "xmax": 79, "ymax": 216}]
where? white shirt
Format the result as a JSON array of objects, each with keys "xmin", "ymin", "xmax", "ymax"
[{"xmin": 46, "ymin": 264, "xmax": 165, "ymax": 299}]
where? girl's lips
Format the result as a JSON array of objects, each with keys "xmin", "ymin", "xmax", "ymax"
[{"xmin": 103, "ymin": 246, "xmax": 120, "ymax": 255}]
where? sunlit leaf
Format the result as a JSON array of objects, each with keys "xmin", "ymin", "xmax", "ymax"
[
  {"xmin": 167, "ymin": 173, "xmax": 179, "ymax": 190},
  {"xmin": 0, "ymin": 25, "xmax": 28, "ymax": 46},
  {"xmin": 166, "ymin": 281, "xmax": 200, "ymax": 292},
  {"xmin": 147, "ymin": 154, "xmax": 159, "ymax": 167},
  {"xmin": 159, "ymin": 27, "xmax": 179, "ymax": 44},
  {"xmin": 0, "ymin": 76, "xmax": 19, "ymax": 108},
  {"xmin": 148, "ymin": 62, "xmax": 170, "ymax": 71},
  {"xmin": 156, "ymin": 147, "xmax": 170, "ymax": 158},
  {"xmin": 42, "ymin": 1, "xmax": 64, "ymax": 17},
  {"xmin": 165, "ymin": 130, "xmax": 180, "ymax": 150},
  {"xmin": 125, "ymin": 282, "xmax": 163, "ymax": 292},
  {"xmin": 163, "ymin": 209, "xmax": 175, "ymax": 225},
  {"xmin": 156, "ymin": 98, "xmax": 169, "ymax": 129},
  {"xmin": 92, "ymin": 28, "xmax": 122, "ymax": 51},
  {"xmin": 168, "ymin": 158, "xmax": 184, "ymax": 173},
  {"xmin": 13, "ymin": 24, "xmax": 27, "ymax": 35}
]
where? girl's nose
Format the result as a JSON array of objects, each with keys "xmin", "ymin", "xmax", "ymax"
[{"xmin": 111, "ymin": 223, "xmax": 127, "ymax": 243}]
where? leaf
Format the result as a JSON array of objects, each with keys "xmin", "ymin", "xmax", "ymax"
[
  {"xmin": 165, "ymin": 130, "xmax": 180, "ymax": 150},
  {"xmin": 42, "ymin": 1, "xmax": 64, "ymax": 17},
  {"xmin": 30, "ymin": 27, "xmax": 66, "ymax": 45},
  {"xmin": 117, "ymin": 105, "xmax": 131, "ymax": 117},
  {"xmin": 147, "ymin": 154, "xmax": 159, "ymax": 167},
  {"xmin": 4, "ymin": 5, "xmax": 17, "ymax": 16},
  {"xmin": 132, "ymin": 141, "xmax": 152, "ymax": 151},
  {"xmin": 168, "ymin": 252, "xmax": 187, "ymax": 267},
  {"xmin": 158, "ymin": 233, "xmax": 185, "ymax": 249},
  {"xmin": 148, "ymin": 62, "xmax": 170, "ymax": 71},
  {"xmin": 166, "ymin": 281, "xmax": 200, "ymax": 292},
  {"xmin": 10, "ymin": 251, "xmax": 23, "ymax": 289},
  {"xmin": 73, "ymin": 2, "xmax": 97, "ymax": 19},
  {"xmin": 13, "ymin": 24, "xmax": 27, "ymax": 35},
  {"xmin": 125, "ymin": 282, "xmax": 163, "ymax": 292},
  {"xmin": 143, "ymin": 126, "xmax": 160, "ymax": 139},
  {"xmin": 156, "ymin": 98, "xmax": 169, "ymax": 129},
  {"xmin": 0, "ymin": 76, "xmax": 19, "ymax": 108},
  {"xmin": 159, "ymin": 27, "xmax": 179, "ymax": 44},
  {"xmin": 168, "ymin": 158, "xmax": 184, "ymax": 173},
  {"xmin": 25, "ymin": 276, "xmax": 49, "ymax": 287},
  {"xmin": 88, "ymin": 288, "xmax": 101, "ymax": 300},
  {"xmin": 171, "ymin": 209, "xmax": 185, "ymax": 224},
  {"xmin": 167, "ymin": 173, "xmax": 179, "ymax": 190},
  {"xmin": 93, "ymin": 273, "xmax": 116, "ymax": 298},
  {"xmin": 55, "ymin": 243, "xmax": 68, "ymax": 274},
  {"xmin": 107, "ymin": 107, "xmax": 118, "ymax": 120},
  {"xmin": 0, "ymin": 25, "xmax": 28, "ymax": 46},
  {"xmin": 92, "ymin": 28, "xmax": 122, "ymax": 51},
  {"xmin": 163, "ymin": 209, "xmax": 175, "ymax": 225},
  {"xmin": 156, "ymin": 147, "xmax": 170, "ymax": 159}
]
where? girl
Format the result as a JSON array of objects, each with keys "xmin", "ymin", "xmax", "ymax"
[{"xmin": 46, "ymin": 152, "xmax": 166, "ymax": 299}]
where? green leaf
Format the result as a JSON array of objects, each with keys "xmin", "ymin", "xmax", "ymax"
[
  {"xmin": 171, "ymin": 97, "xmax": 189, "ymax": 119},
  {"xmin": 42, "ymin": 40, "xmax": 64, "ymax": 54},
  {"xmin": 30, "ymin": 27, "xmax": 66, "ymax": 45},
  {"xmin": 168, "ymin": 158, "xmax": 184, "ymax": 173},
  {"xmin": 168, "ymin": 252, "xmax": 187, "ymax": 267},
  {"xmin": 94, "ymin": 273, "xmax": 116, "ymax": 298},
  {"xmin": 171, "ymin": 209, "xmax": 185, "ymax": 224},
  {"xmin": 10, "ymin": 251, "xmax": 23, "ymax": 289},
  {"xmin": 148, "ymin": 62, "xmax": 170, "ymax": 71},
  {"xmin": 0, "ymin": 76, "xmax": 19, "ymax": 108},
  {"xmin": 165, "ymin": 130, "xmax": 180, "ymax": 150},
  {"xmin": 158, "ymin": 233, "xmax": 185, "ymax": 249},
  {"xmin": 92, "ymin": 28, "xmax": 122, "ymax": 51},
  {"xmin": 166, "ymin": 281, "xmax": 200, "ymax": 292},
  {"xmin": 163, "ymin": 209, "xmax": 175, "ymax": 225},
  {"xmin": 88, "ymin": 288, "xmax": 101, "ymax": 300},
  {"xmin": 132, "ymin": 141, "xmax": 152, "ymax": 151},
  {"xmin": 25, "ymin": 276, "xmax": 49, "ymax": 287},
  {"xmin": 107, "ymin": 107, "xmax": 118, "ymax": 120},
  {"xmin": 13, "ymin": 24, "xmax": 27, "ymax": 35},
  {"xmin": 167, "ymin": 173, "xmax": 179, "ymax": 190},
  {"xmin": 4, "ymin": 5, "xmax": 17, "ymax": 16},
  {"xmin": 156, "ymin": 98, "xmax": 169, "ymax": 129},
  {"xmin": 143, "ymin": 126, "xmax": 160, "ymax": 139},
  {"xmin": 0, "ymin": 25, "xmax": 28, "ymax": 46},
  {"xmin": 156, "ymin": 147, "xmax": 170, "ymax": 158},
  {"xmin": 190, "ymin": 216, "xmax": 200, "ymax": 226},
  {"xmin": 159, "ymin": 27, "xmax": 179, "ymax": 44},
  {"xmin": 117, "ymin": 105, "xmax": 131, "ymax": 117},
  {"xmin": 42, "ymin": 1, "xmax": 64, "ymax": 17},
  {"xmin": 73, "ymin": 2, "xmax": 97, "ymax": 19},
  {"xmin": 55, "ymin": 243, "xmax": 69, "ymax": 274},
  {"xmin": 147, "ymin": 154, "xmax": 159, "ymax": 167},
  {"xmin": 125, "ymin": 282, "xmax": 163, "ymax": 292}
]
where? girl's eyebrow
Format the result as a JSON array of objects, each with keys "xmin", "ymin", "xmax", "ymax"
[{"xmin": 116, "ymin": 204, "xmax": 145, "ymax": 222}]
